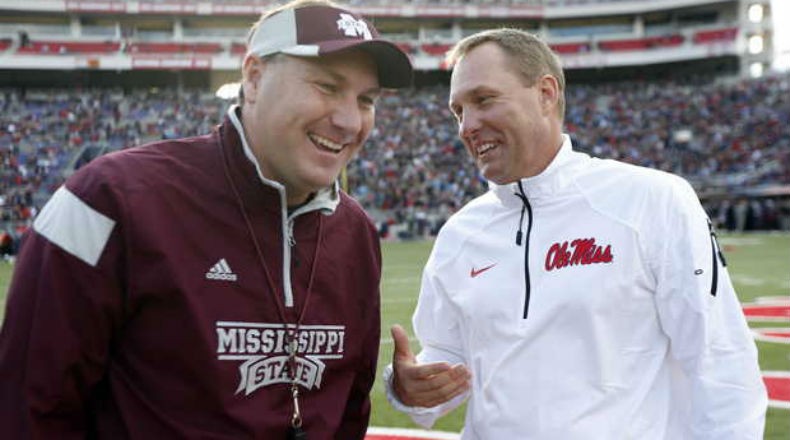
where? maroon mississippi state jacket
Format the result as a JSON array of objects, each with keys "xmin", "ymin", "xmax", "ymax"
[{"xmin": 0, "ymin": 107, "xmax": 382, "ymax": 439}]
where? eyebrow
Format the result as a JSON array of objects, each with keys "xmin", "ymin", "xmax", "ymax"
[
  {"xmin": 311, "ymin": 62, "xmax": 382, "ymax": 97},
  {"xmin": 449, "ymin": 85, "xmax": 497, "ymax": 107}
]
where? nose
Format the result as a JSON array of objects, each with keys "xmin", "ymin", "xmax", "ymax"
[
  {"xmin": 459, "ymin": 108, "xmax": 480, "ymax": 140},
  {"xmin": 330, "ymin": 98, "xmax": 363, "ymax": 135}
]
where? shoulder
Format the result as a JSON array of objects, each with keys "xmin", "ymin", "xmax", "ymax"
[
  {"xmin": 100, "ymin": 133, "xmax": 218, "ymax": 177},
  {"xmin": 430, "ymin": 191, "xmax": 498, "ymax": 264},
  {"xmin": 336, "ymin": 192, "xmax": 375, "ymax": 225},
  {"xmin": 568, "ymin": 158, "xmax": 708, "ymax": 265},
  {"xmin": 327, "ymin": 192, "xmax": 381, "ymax": 267},
  {"xmin": 580, "ymin": 157, "xmax": 689, "ymax": 193},
  {"xmin": 573, "ymin": 158, "xmax": 702, "ymax": 225},
  {"xmin": 442, "ymin": 191, "xmax": 497, "ymax": 234},
  {"xmin": 328, "ymin": 192, "xmax": 379, "ymax": 241},
  {"xmin": 67, "ymin": 133, "xmax": 219, "ymax": 197},
  {"xmin": 48, "ymin": 133, "xmax": 219, "ymax": 229}
]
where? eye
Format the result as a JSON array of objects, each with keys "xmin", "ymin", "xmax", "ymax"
[
  {"xmin": 359, "ymin": 94, "xmax": 378, "ymax": 109},
  {"xmin": 315, "ymin": 81, "xmax": 338, "ymax": 94},
  {"xmin": 475, "ymin": 95, "xmax": 493, "ymax": 106},
  {"xmin": 450, "ymin": 105, "xmax": 463, "ymax": 123}
]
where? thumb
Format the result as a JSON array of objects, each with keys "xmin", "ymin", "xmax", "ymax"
[{"xmin": 390, "ymin": 324, "xmax": 415, "ymax": 363}]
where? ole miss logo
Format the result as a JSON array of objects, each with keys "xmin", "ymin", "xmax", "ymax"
[{"xmin": 545, "ymin": 238, "xmax": 613, "ymax": 271}]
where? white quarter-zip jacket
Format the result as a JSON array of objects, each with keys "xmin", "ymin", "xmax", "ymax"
[{"xmin": 385, "ymin": 135, "xmax": 766, "ymax": 439}]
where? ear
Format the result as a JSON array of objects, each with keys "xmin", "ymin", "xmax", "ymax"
[
  {"xmin": 538, "ymin": 74, "xmax": 559, "ymax": 115},
  {"xmin": 241, "ymin": 55, "xmax": 265, "ymax": 105}
]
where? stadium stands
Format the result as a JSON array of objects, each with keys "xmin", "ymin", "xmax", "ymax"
[
  {"xmin": 126, "ymin": 42, "xmax": 223, "ymax": 54},
  {"xmin": 16, "ymin": 40, "xmax": 121, "ymax": 55},
  {"xmin": 353, "ymin": 74, "xmax": 790, "ymax": 236},
  {"xmin": 8, "ymin": 70, "xmax": 788, "ymax": 246},
  {"xmin": 0, "ymin": 87, "xmax": 226, "ymax": 248},
  {"xmin": 550, "ymin": 42, "xmax": 590, "ymax": 54},
  {"xmin": 0, "ymin": 0, "xmax": 758, "ymax": 70},
  {"xmin": 0, "ymin": 31, "xmax": 743, "ymax": 64},
  {"xmin": 597, "ymin": 34, "xmax": 684, "ymax": 51},
  {"xmin": 0, "ymin": 38, "xmax": 12, "ymax": 52},
  {"xmin": 693, "ymin": 27, "xmax": 739, "ymax": 44},
  {"xmin": 0, "ymin": 0, "xmax": 783, "ymax": 245}
]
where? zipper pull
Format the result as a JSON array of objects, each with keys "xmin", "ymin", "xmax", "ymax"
[
  {"xmin": 514, "ymin": 197, "xmax": 527, "ymax": 246},
  {"xmin": 287, "ymin": 219, "xmax": 296, "ymax": 247}
]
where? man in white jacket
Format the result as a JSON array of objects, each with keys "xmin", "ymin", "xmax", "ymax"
[{"xmin": 384, "ymin": 29, "xmax": 767, "ymax": 439}]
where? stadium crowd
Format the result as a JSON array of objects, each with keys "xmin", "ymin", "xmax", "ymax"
[
  {"xmin": 0, "ymin": 88, "xmax": 224, "ymax": 254},
  {"xmin": 351, "ymin": 73, "xmax": 790, "ymax": 237},
  {"xmin": 105, "ymin": 0, "xmax": 649, "ymax": 6},
  {"xmin": 1, "ymin": 71, "xmax": 788, "ymax": 251}
]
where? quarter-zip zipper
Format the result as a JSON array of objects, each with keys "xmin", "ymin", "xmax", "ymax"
[
  {"xmin": 226, "ymin": 106, "xmax": 339, "ymax": 310},
  {"xmin": 515, "ymin": 181, "xmax": 533, "ymax": 319},
  {"xmin": 707, "ymin": 219, "xmax": 727, "ymax": 297},
  {"xmin": 274, "ymin": 188, "xmax": 296, "ymax": 307}
]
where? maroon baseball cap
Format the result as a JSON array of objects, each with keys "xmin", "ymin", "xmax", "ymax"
[{"xmin": 247, "ymin": 5, "xmax": 413, "ymax": 88}]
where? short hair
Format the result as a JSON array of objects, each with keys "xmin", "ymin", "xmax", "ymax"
[{"xmin": 446, "ymin": 28, "xmax": 566, "ymax": 120}]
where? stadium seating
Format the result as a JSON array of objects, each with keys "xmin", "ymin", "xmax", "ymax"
[
  {"xmin": 126, "ymin": 42, "xmax": 223, "ymax": 54},
  {"xmin": 693, "ymin": 27, "xmax": 739, "ymax": 44},
  {"xmin": 420, "ymin": 43, "xmax": 452, "ymax": 56},
  {"xmin": 550, "ymin": 42, "xmax": 591, "ymax": 54},
  {"xmin": 16, "ymin": 40, "xmax": 121, "ymax": 55},
  {"xmin": 230, "ymin": 42, "xmax": 247, "ymax": 55},
  {"xmin": 597, "ymin": 34, "xmax": 684, "ymax": 52},
  {"xmin": 0, "ymin": 0, "xmax": 784, "ymax": 240},
  {"xmin": 2, "ymin": 71, "xmax": 789, "ymax": 239}
]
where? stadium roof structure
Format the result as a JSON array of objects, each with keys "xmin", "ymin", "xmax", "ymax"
[{"xmin": 0, "ymin": 0, "xmax": 774, "ymax": 78}]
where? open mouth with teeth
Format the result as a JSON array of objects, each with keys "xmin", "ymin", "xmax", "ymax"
[
  {"xmin": 477, "ymin": 142, "xmax": 498, "ymax": 157},
  {"xmin": 309, "ymin": 133, "xmax": 345, "ymax": 154}
]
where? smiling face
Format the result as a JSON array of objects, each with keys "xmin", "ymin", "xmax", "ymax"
[
  {"xmin": 449, "ymin": 42, "xmax": 563, "ymax": 185},
  {"xmin": 241, "ymin": 49, "xmax": 380, "ymax": 206}
]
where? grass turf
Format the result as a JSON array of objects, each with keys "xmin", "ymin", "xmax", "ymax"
[{"xmin": 0, "ymin": 233, "xmax": 787, "ymax": 437}]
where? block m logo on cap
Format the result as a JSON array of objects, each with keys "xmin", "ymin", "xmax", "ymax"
[{"xmin": 336, "ymin": 13, "xmax": 372, "ymax": 40}]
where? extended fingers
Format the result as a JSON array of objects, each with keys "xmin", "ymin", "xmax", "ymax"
[
  {"xmin": 394, "ymin": 362, "xmax": 471, "ymax": 408},
  {"xmin": 390, "ymin": 324, "xmax": 415, "ymax": 362},
  {"xmin": 402, "ymin": 361, "xmax": 453, "ymax": 379}
]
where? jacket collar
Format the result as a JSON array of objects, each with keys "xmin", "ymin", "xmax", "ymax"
[
  {"xmin": 225, "ymin": 104, "xmax": 340, "ymax": 216},
  {"xmin": 490, "ymin": 134, "xmax": 585, "ymax": 206}
]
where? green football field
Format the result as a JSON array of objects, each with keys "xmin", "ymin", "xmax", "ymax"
[{"xmin": 0, "ymin": 233, "xmax": 788, "ymax": 437}]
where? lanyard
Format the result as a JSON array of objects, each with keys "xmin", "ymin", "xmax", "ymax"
[
  {"xmin": 288, "ymin": 336, "xmax": 305, "ymax": 439},
  {"xmin": 221, "ymin": 138, "xmax": 323, "ymax": 438}
]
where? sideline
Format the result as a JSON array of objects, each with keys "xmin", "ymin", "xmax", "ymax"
[
  {"xmin": 366, "ymin": 427, "xmax": 460, "ymax": 439},
  {"xmin": 763, "ymin": 371, "xmax": 790, "ymax": 410}
]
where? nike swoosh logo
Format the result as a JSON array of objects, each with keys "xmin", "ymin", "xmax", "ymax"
[{"xmin": 470, "ymin": 263, "xmax": 497, "ymax": 278}]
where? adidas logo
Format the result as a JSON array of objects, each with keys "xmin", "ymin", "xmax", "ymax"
[{"xmin": 205, "ymin": 258, "xmax": 238, "ymax": 282}]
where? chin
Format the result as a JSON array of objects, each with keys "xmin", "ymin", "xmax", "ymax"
[
  {"xmin": 308, "ymin": 175, "xmax": 338, "ymax": 190},
  {"xmin": 480, "ymin": 169, "xmax": 498, "ymax": 182},
  {"xmin": 485, "ymin": 174, "xmax": 510, "ymax": 185}
]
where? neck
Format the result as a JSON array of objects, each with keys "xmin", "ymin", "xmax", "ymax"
[{"xmin": 287, "ymin": 191, "xmax": 314, "ymax": 210}]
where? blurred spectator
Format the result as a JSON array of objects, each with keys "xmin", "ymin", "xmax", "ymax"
[{"xmin": 1, "ymin": 71, "xmax": 789, "ymax": 245}]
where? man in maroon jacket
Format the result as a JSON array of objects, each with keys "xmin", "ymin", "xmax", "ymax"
[{"xmin": 0, "ymin": 1, "xmax": 412, "ymax": 438}]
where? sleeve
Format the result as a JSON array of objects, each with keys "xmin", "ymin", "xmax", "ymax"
[
  {"xmin": 383, "ymin": 245, "xmax": 470, "ymax": 429},
  {"xmin": 0, "ymin": 182, "xmax": 125, "ymax": 439},
  {"xmin": 336, "ymin": 223, "xmax": 381, "ymax": 439},
  {"xmin": 651, "ymin": 178, "xmax": 767, "ymax": 439}
]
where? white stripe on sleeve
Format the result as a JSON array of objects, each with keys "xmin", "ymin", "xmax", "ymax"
[{"xmin": 33, "ymin": 186, "xmax": 116, "ymax": 267}]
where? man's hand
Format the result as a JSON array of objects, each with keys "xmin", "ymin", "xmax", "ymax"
[{"xmin": 390, "ymin": 324, "xmax": 471, "ymax": 408}]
